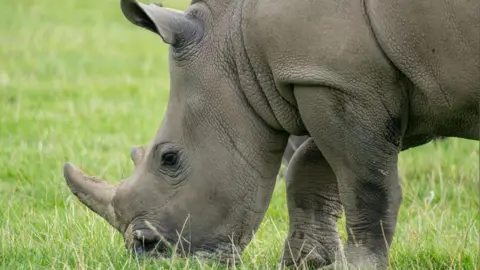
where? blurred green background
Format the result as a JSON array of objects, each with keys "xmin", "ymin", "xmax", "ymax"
[{"xmin": 0, "ymin": 0, "xmax": 478, "ymax": 269}]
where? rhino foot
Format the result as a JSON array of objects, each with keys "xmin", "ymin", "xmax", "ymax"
[
  {"xmin": 314, "ymin": 244, "xmax": 387, "ymax": 270},
  {"xmin": 279, "ymin": 231, "xmax": 340, "ymax": 269},
  {"xmin": 316, "ymin": 261, "xmax": 357, "ymax": 270},
  {"xmin": 317, "ymin": 260, "xmax": 380, "ymax": 270},
  {"xmin": 334, "ymin": 244, "xmax": 387, "ymax": 270}
]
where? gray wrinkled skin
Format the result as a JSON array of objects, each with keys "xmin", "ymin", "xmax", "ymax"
[
  {"xmin": 278, "ymin": 135, "xmax": 309, "ymax": 178},
  {"xmin": 63, "ymin": 0, "xmax": 479, "ymax": 268},
  {"xmin": 282, "ymin": 136, "xmax": 310, "ymax": 166}
]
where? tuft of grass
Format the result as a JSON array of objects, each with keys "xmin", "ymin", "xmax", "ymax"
[{"xmin": 0, "ymin": 0, "xmax": 478, "ymax": 269}]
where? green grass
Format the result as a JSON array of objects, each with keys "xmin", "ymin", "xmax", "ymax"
[{"xmin": 0, "ymin": 0, "xmax": 478, "ymax": 269}]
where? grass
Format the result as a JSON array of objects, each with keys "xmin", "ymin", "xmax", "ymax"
[{"xmin": 0, "ymin": 0, "xmax": 478, "ymax": 269}]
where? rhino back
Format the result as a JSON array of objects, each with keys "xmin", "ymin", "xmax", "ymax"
[{"xmin": 365, "ymin": 0, "xmax": 479, "ymax": 139}]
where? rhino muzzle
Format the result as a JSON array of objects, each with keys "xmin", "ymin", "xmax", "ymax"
[
  {"xmin": 63, "ymin": 163, "xmax": 177, "ymax": 258},
  {"xmin": 63, "ymin": 159, "xmax": 242, "ymax": 262}
]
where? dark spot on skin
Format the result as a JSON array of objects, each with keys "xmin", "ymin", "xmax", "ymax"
[
  {"xmin": 431, "ymin": 48, "xmax": 435, "ymax": 53},
  {"xmin": 208, "ymin": 185, "xmax": 218, "ymax": 201},
  {"xmin": 292, "ymin": 230, "xmax": 305, "ymax": 240},
  {"xmin": 353, "ymin": 181, "xmax": 389, "ymax": 226},
  {"xmin": 384, "ymin": 116, "xmax": 402, "ymax": 147}
]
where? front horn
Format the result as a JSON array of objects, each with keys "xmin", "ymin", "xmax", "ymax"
[{"xmin": 63, "ymin": 162, "xmax": 119, "ymax": 230}]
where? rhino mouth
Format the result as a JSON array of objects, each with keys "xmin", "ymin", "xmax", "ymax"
[
  {"xmin": 130, "ymin": 229, "xmax": 240, "ymax": 262},
  {"xmin": 130, "ymin": 230, "xmax": 241, "ymax": 264}
]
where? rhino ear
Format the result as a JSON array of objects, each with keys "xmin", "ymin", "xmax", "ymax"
[{"xmin": 121, "ymin": 0, "xmax": 200, "ymax": 45}]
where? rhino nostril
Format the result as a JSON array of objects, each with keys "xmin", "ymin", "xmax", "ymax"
[
  {"xmin": 135, "ymin": 238, "xmax": 159, "ymax": 252},
  {"xmin": 134, "ymin": 245, "xmax": 146, "ymax": 256},
  {"xmin": 132, "ymin": 231, "xmax": 168, "ymax": 256}
]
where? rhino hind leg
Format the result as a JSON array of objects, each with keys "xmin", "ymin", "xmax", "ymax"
[
  {"xmin": 278, "ymin": 135, "xmax": 311, "ymax": 180},
  {"xmin": 279, "ymin": 138, "xmax": 343, "ymax": 269}
]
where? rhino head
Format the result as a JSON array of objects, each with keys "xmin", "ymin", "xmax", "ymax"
[{"xmin": 63, "ymin": 0, "xmax": 291, "ymax": 262}]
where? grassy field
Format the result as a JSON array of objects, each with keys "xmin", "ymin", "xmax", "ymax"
[{"xmin": 0, "ymin": 0, "xmax": 478, "ymax": 269}]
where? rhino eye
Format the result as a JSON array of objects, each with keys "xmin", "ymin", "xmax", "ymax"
[
  {"xmin": 152, "ymin": 144, "xmax": 185, "ymax": 179},
  {"xmin": 161, "ymin": 152, "xmax": 178, "ymax": 167}
]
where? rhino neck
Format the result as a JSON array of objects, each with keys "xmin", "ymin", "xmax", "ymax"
[
  {"xmin": 196, "ymin": 0, "xmax": 239, "ymax": 20},
  {"xmin": 193, "ymin": 0, "xmax": 294, "ymax": 250},
  {"xmin": 216, "ymin": 0, "xmax": 306, "ymax": 135}
]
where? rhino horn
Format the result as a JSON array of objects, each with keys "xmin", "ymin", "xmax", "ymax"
[
  {"xmin": 120, "ymin": 0, "xmax": 201, "ymax": 45},
  {"xmin": 63, "ymin": 162, "xmax": 119, "ymax": 230}
]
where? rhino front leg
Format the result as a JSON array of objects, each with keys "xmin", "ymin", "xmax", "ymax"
[
  {"xmin": 294, "ymin": 85, "xmax": 403, "ymax": 269},
  {"xmin": 280, "ymin": 138, "xmax": 343, "ymax": 269}
]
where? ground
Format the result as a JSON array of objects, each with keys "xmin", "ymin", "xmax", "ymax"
[{"xmin": 0, "ymin": 0, "xmax": 478, "ymax": 269}]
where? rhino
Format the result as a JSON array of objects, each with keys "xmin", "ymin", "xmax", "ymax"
[
  {"xmin": 278, "ymin": 135, "xmax": 310, "ymax": 178},
  {"xmin": 282, "ymin": 136, "xmax": 310, "ymax": 166},
  {"xmin": 63, "ymin": 0, "xmax": 479, "ymax": 268}
]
